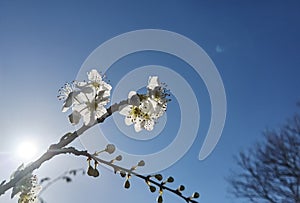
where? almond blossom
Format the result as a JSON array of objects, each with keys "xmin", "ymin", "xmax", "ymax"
[
  {"xmin": 10, "ymin": 164, "xmax": 41, "ymax": 203},
  {"xmin": 58, "ymin": 69, "xmax": 112, "ymax": 126},
  {"xmin": 119, "ymin": 76, "xmax": 169, "ymax": 132}
]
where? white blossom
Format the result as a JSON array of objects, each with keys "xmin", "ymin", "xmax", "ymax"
[
  {"xmin": 119, "ymin": 76, "xmax": 169, "ymax": 132},
  {"xmin": 10, "ymin": 164, "xmax": 41, "ymax": 203},
  {"xmin": 59, "ymin": 69, "xmax": 112, "ymax": 126}
]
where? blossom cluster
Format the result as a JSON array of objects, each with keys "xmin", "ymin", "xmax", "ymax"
[
  {"xmin": 10, "ymin": 165, "xmax": 41, "ymax": 203},
  {"xmin": 59, "ymin": 69, "xmax": 169, "ymax": 132},
  {"xmin": 119, "ymin": 76, "xmax": 169, "ymax": 132},
  {"xmin": 58, "ymin": 70, "xmax": 112, "ymax": 126}
]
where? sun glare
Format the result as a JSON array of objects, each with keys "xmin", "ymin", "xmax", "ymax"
[{"xmin": 16, "ymin": 141, "xmax": 38, "ymax": 160}]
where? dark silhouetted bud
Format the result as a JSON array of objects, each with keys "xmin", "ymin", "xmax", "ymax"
[
  {"xmin": 120, "ymin": 171, "xmax": 126, "ymax": 178},
  {"xmin": 178, "ymin": 185, "xmax": 185, "ymax": 191},
  {"xmin": 124, "ymin": 180, "xmax": 130, "ymax": 189},
  {"xmin": 149, "ymin": 185, "xmax": 156, "ymax": 193},
  {"xmin": 157, "ymin": 195, "xmax": 163, "ymax": 203},
  {"xmin": 115, "ymin": 155, "xmax": 122, "ymax": 161},
  {"xmin": 138, "ymin": 160, "xmax": 145, "ymax": 167},
  {"xmin": 87, "ymin": 166, "xmax": 94, "ymax": 177},
  {"xmin": 167, "ymin": 177, "xmax": 174, "ymax": 183},
  {"xmin": 154, "ymin": 174, "xmax": 163, "ymax": 181},
  {"xmin": 192, "ymin": 192, "xmax": 200, "ymax": 198}
]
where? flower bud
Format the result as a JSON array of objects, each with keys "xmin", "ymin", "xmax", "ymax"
[
  {"xmin": 115, "ymin": 155, "xmax": 122, "ymax": 161},
  {"xmin": 167, "ymin": 176, "xmax": 174, "ymax": 183},
  {"xmin": 149, "ymin": 185, "xmax": 156, "ymax": 193},
  {"xmin": 87, "ymin": 166, "xmax": 94, "ymax": 177},
  {"xmin": 154, "ymin": 174, "xmax": 163, "ymax": 181},
  {"xmin": 178, "ymin": 185, "xmax": 185, "ymax": 191},
  {"xmin": 120, "ymin": 171, "xmax": 126, "ymax": 178},
  {"xmin": 93, "ymin": 169, "xmax": 100, "ymax": 177},
  {"xmin": 105, "ymin": 144, "xmax": 115, "ymax": 154},
  {"xmin": 157, "ymin": 195, "xmax": 163, "ymax": 203},
  {"xmin": 138, "ymin": 160, "xmax": 145, "ymax": 167},
  {"xmin": 124, "ymin": 180, "xmax": 130, "ymax": 189},
  {"xmin": 192, "ymin": 192, "xmax": 200, "ymax": 198}
]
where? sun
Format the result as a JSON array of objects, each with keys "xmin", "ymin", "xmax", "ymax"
[{"xmin": 16, "ymin": 141, "xmax": 38, "ymax": 160}]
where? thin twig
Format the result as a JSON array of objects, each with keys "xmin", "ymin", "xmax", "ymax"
[
  {"xmin": 53, "ymin": 147, "xmax": 198, "ymax": 203},
  {"xmin": 38, "ymin": 168, "xmax": 85, "ymax": 196}
]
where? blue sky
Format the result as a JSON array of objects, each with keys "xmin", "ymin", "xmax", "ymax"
[{"xmin": 1, "ymin": 1, "xmax": 300, "ymax": 203}]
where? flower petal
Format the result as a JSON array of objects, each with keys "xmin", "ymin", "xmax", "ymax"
[
  {"xmin": 88, "ymin": 69, "xmax": 102, "ymax": 83},
  {"xmin": 80, "ymin": 109, "xmax": 94, "ymax": 126},
  {"xmin": 96, "ymin": 106, "xmax": 107, "ymax": 118},
  {"xmin": 119, "ymin": 105, "xmax": 132, "ymax": 116},
  {"xmin": 134, "ymin": 123, "xmax": 142, "ymax": 132},
  {"xmin": 144, "ymin": 120, "xmax": 155, "ymax": 131},
  {"xmin": 79, "ymin": 86, "xmax": 93, "ymax": 94},
  {"xmin": 62, "ymin": 92, "xmax": 75, "ymax": 112},
  {"xmin": 147, "ymin": 76, "xmax": 160, "ymax": 90},
  {"xmin": 125, "ymin": 116, "xmax": 133, "ymax": 126},
  {"xmin": 68, "ymin": 111, "xmax": 81, "ymax": 125},
  {"xmin": 128, "ymin": 93, "xmax": 140, "ymax": 106},
  {"xmin": 128, "ymin": 91, "xmax": 137, "ymax": 99}
]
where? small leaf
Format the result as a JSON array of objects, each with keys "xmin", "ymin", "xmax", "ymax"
[{"xmin": 124, "ymin": 180, "xmax": 130, "ymax": 189}]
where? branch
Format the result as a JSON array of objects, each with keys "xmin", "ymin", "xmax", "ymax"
[
  {"xmin": 0, "ymin": 98, "xmax": 199, "ymax": 203},
  {"xmin": 44, "ymin": 147, "xmax": 199, "ymax": 203},
  {"xmin": 38, "ymin": 168, "xmax": 85, "ymax": 196},
  {"xmin": 0, "ymin": 100, "xmax": 127, "ymax": 197}
]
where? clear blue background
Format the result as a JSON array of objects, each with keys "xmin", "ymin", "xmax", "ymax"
[{"xmin": 1, "ymin": 1, "xmax": 300, "ymax": 203}]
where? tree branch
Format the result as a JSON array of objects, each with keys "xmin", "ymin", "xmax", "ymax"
[
  {"xmin": 0, "ymin": 100, "xmax": 127, "ymax": 197},
  {"xmin": 0, "ymin": 98, "xmax": 199, "ymax": 203},
  {"xmin": 42, "ymin": 147, "xmax": 199, "ymax": 203}
]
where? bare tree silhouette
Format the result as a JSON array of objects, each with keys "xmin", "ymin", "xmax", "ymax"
[{"xmin": 228, "ymin": 113, "xmax": 300, "ymax": 203}]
